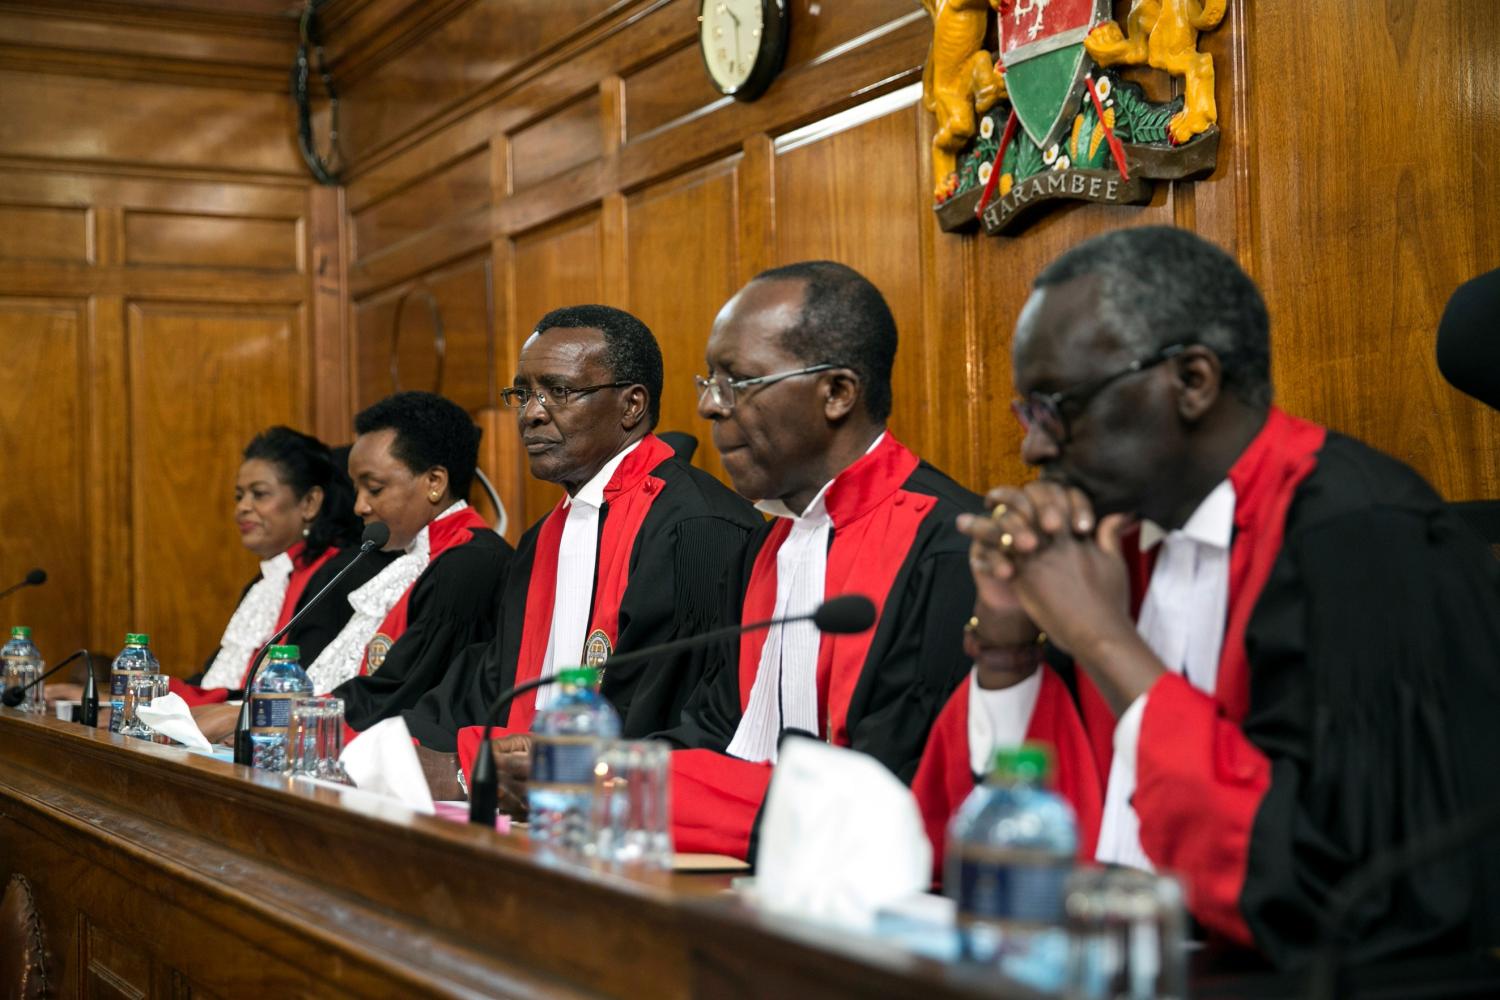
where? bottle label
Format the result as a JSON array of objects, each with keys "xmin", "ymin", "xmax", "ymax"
[
  {"xmin": 110, "ymin": 668, "xmax": 145, "ymax": 696},
  {"xmin": 250, "ymin": 693, "xmax": 296, "ymax": 732},
  {"xmin": 531, "ymin": 734, "xmax": 598, "ymax": 790},
  {"xmin": 952, "ymin": 845, "xmax": 1071, "ymax": 925}
]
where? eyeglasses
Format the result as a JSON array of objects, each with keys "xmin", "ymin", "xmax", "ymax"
[
  {"xmin": 1012, "ymin": 343, "xmax": 1187, "ymax": 444},
  {"xmin": 694, "ymin": 364, "xmax": 837, "ymax": 413},
  {"xmin": 500, "ymin": 381, "xmax": 632, "ymax": 409}
]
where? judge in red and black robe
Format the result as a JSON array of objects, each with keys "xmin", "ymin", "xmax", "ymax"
[
  {"xmin": 910, "ymin": 621, "xmax": 1104, "ymax": 881},
  {"xmin": 429, "ymin": 307, "xmax": 761, "ymax": 755},
  {"xmin": 177, "ymin": 427, "xmax": 389, "ymax": 707},
  {"xmin": 652, "ymin": 262, "xmax": 983, "ymax": 861},
  {"xmin": 320, "ymin": 392, "xmax": 512, "ymax": 732},
  {"xmin": 964, "ymin": 226, "xmax": 1500, "ymax": 969}
]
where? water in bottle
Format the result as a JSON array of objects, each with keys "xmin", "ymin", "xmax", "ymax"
[
  {"xmin": 109, "ymin": 633, "xmax": 158, "ymax": 733},
  {"xmin": 248, "ymin": 644, "xmax": 312, "ymax": 771},
  {"xmin": 1, "ymin": 626, "xmax": 45, "ymax": 714},
  {"xmin": 946, "ymin": 743, "xmax": 1077, "ymax": 992},
  {"xmin": 529, "ymin": 666, "xmax": 620, "ymax": 857}
]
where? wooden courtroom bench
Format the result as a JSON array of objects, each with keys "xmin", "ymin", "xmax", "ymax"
[{"xmin": 0, "ymin": 709, "xmax": 1038, "ymax": 999}]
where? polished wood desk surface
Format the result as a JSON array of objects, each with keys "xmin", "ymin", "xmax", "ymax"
[{"xmin": 0, "ymin": 708, "xmax": 1041, "ymax": 999}]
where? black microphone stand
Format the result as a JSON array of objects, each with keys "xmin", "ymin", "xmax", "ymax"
[
  {"xmin": 466, "ymin": 597, "xmax": 877, "ymax": 827},
  {"xmin": 233, "ymin": 528, "xmax": 388, "ymax": 766}
]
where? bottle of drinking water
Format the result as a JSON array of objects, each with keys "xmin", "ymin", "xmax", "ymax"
[
  {"xmin": 248, "ymin": 644, "xmax": 311, "ymax": 771},
  {"xmin": 529, "ymin": 666, "xmax": 620, "ymax": 856},
  {"xmin": 1, "ymin": 627, "xmax": 45, "ymax": 714},
  {"xmin": 946, "ymin": 743, "xmax": 1076, "ymax": 992},
  {"xmin": 108, "ymin": 633, "xmax": 158, "ymax": 733}
]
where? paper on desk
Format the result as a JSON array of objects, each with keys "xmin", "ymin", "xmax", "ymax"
[
  {"xmin": 136, "ymin": 692, "xmax": 213, "ymax": 752},
  {"xmin": 755, "ymin": 738, "xmax": 931, "ymax": 933},
  {"xmin": 339, "ymin": 715, "xmax": 434, "ymax": 815}
]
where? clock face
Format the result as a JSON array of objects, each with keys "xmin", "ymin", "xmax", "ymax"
[{"xmin": 698, "ymin": 0, "xmax": 787, "ymax": 102}]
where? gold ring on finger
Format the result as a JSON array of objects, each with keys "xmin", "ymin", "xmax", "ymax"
[
  {"xmin": 999, "ymin": 532, "xmax": 1015, "ymax": 550},
  {"xmin": 990, "ymin": 503, "xmax": 1009, "ymax": 521}
]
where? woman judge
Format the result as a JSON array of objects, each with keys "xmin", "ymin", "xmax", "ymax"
[
  {"xmin": 316, "ymin": 391, "xmax": 512, "ymax": 732},
  {"xmin": 178, "ymin": 427, "xmax": 390, "ymax": 709}
]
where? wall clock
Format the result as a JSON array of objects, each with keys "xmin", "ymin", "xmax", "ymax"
[{"xmin": 698, "ymin": 0, "xmax": 789, "ymax": 102}]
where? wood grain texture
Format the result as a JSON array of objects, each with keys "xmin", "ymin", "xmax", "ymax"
[
  {"xmin": 0, "ymin": 203, "xmax": 90, "ymax": 263},
  {"xmin": 0, "ymin": 710, "xmax": 1034, "ymax": 999},
  {"xmin": 0, "ymin": 297, "xmax": 87, "ymax": 668},
  {"xmin": 126, "ymin": 301, "xmax": 305, "ymax": 675},
  {"xmin": 123, "ymin": 210, "xmax": 302, "ymax": 272}
]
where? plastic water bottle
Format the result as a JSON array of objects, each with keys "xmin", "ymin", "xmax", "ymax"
[
  {"xmin": 529, "ymin": 666, "xmax": 620, "ymax": 856},
  {"xmin": 1, "ymin": 626, "xmax": 45, "ymax": 714},
  {"xmin": 108, "ymin": 633, "xmax": 158, "ymax": 733},
  {"xmin": 248, "ymin": 644, "xmax": 311, "ymax": 771},
  {"xmin": 945, "ymin": 743, "xmax": 1077, "ymax": 991}
]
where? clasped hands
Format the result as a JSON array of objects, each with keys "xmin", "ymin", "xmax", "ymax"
[{"xmin": 957, "ymin": 481, "xmax": 1140, "ymax": 694}]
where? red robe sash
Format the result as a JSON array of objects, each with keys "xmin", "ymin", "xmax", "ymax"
[
  {"xmin": 454, "ymin": 435, "xmax": 675, "ymax": 767},
  {"xmin": 1083, "ymin": 407, "xmax": 1325, "ymax": 946},
  {"xmin": 672, "ymin": 434, "xmax": 935, "ymax": 858},
  {"xmin": 910, "ymin": 668, "xmax": 1104, "ymax": 884},
  {"xmin": 172, "ymin": 541, "xmax": 338, "ymax": 707},
  {"xmin": 358, "ymin": 505, "xmax": 493, "ymax": 677}
]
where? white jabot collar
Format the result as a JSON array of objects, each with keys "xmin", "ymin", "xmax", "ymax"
[{"xmin": 568, "ymin": 438, "xmax": 642, "ymax": 510}]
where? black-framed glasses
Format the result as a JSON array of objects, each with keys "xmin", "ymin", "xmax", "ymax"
[
  {"xmin": 694, "ymin": 363, "xmax": 838, "ymax": 413},
  {"xmin": 500, "ymin": 381, "xmax": 632, "ymax": 409},
  {"xmin": 1012, "ymin": 343, "xmax": 1188, "ymax": 444}
]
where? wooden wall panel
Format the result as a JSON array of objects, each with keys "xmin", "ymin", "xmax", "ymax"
[
  {"xmin": 0, "ymin": 70, "xmax": 301, "ymax": 176},
  {"xmin": 510, "ymin": 212, "xmax": 605, "ymax": 527},
  {"xmin": 123, "ymin": 211, "xmax": 302, "ymax": 272},
  {"xmin": 0, "ymin": 298, "xmax": 87, "ymax": 668},
  {"xmin": 0, "ymin": 204, "xmax": 91, "ymax": 264},
  {"xmin": 510, "ymin": 91, "xmax": 605, "ymax": 194},
  {"xmin": 624, "ymin": 157, "xmax": 741, "ymax": 485},
  {"xmin": 1244, "ymin": 0, "xmax": 1500, "ymax": 501},
  {"xmin": 126, "ymin": 302, "xmax": 304, "ymax": 674},
  {"xmin": 622, "ymin": 41, "xmax": 721, "ymax": 141},
  {"xmin": 351, "ymin": 146, "xmax": 490, "ymax": 264}
]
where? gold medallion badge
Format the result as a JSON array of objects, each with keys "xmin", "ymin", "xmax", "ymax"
[
  {"xmin": 366, "ymin": 633, "xmax": 393, "ymax": 672},
  {"xmin": 583, "ymin": 629, "xmax": 612, "ymax": 671}
]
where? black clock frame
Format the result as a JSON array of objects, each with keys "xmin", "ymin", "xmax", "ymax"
[{"xmin": 698, "ymin": 0, "xmax": 789, "ymax": 103}]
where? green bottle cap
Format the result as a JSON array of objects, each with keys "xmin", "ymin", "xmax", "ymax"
[
  {"xmin": 557, "ymin": 666, "xmax": 600, "ymax": 688},
  {"xmin": 125, "ymin": 632, "xmax": 150, "ymax": 645},
  {"xmin": 990, "ymin": 743, "xmax": 1052, "ymax": 784},
  {"xmin": 10, "ymin": 626, "xmax": 31, "ymax": 638},
  {"xmin": 268, "ymin": 644, "xmax": 300, "ymax": 660}
]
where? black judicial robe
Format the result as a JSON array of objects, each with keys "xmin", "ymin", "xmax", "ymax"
[
  {"xmin": 179, "ymin": 544, "xmax": 395, "ymax": 703},
  {"xmin": 407, "ymin": 441, "xmax": 761, "ymax": 752},
  {"xmin": 1059, "ymin": 409, "xmax": 1500, "ymax": 969},
  {"xmin": 337, "ymin": 514, "xmax": 511, "ymax": 732},
  {"xmin": 661, "ymin": 435, "xmax": 983, "ymax": 859}
]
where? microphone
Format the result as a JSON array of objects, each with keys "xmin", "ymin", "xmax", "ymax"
[
  {"xmin": 468, "ymin": 594, "xmax": 878, "ymax": 825},
  {"xmin": 232, "ymin": 522, "xmax": 390, "ymax": 766},
  {"xmin": 1, "ymin": 648, "xmax": 89, "ymax": 707},
  {"xmin": 0, "ymin": 568, "xmax": 46, "ymax": 601}
]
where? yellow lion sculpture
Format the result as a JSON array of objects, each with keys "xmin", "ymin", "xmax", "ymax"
[
  {"xmin": 1085, "ymin": 0, "xmax": 1226, "ymax": 145},
  {"xmin": 922, "ymin": 0, "xmax": 1007, "ymax": 201}
]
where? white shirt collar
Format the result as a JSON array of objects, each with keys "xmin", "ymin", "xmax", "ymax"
[
  {"xmin": 753, "ymin": 432, "xmax": 886, "ymax": 524},
  {"xmin": 259, "ymin": 549, "xmax": 295, "ymax": 580},
  {"xmin": 567, "ymin": 438, "xmax": 643, "ymax": 510},
  {"xmin": 1138, "ymin": 478, "xmax": 1235, "ymax": 551}
]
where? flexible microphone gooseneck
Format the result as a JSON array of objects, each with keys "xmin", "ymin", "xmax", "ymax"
[
  {"xmin": 232, "ymin": 523, "xmax": 390, "ymax": 766},
  {"xmin": 1, "ymin": 648, "xmax": 89, "ymax": 707},
  {"xmin": 467, "ymin": 594, "xmax": 878, "ymax": 826},
  {"xmin": 0, "ymin": 568, "xmax": 46, "ymax": 602}
]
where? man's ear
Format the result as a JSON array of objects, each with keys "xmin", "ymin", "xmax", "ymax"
[
  {"xmin": 822, "ymin": 370, "xmax": 862, "ymax": 422},
  {"xmin": 620, "ymin": 384, "xmax": 648, "ymax": 431},
  {"xmin": 1175, "ymin": 346, "xmax": 1222, "ymax": 422}
]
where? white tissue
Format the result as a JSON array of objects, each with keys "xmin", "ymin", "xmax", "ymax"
[
  {"xmin": 135, "ymin": 693, "xmax": 213, "ymax": 752},
  {"xmin": 338, "ymin": 716, "xmax": 435, "ymax": 815},
  {"xmin": 755, "ymin": 738, "xmax": 932, "ymax": 932}
]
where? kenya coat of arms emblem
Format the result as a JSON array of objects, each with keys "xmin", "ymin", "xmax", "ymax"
[{"xmin": 922, "ymin": 0, "xmax": 1227, "ymax": 236}]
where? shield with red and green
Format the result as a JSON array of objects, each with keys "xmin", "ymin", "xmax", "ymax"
[{"xmin": 997, "ymin": 0, "xmax": 1110, "ymax": 150}]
